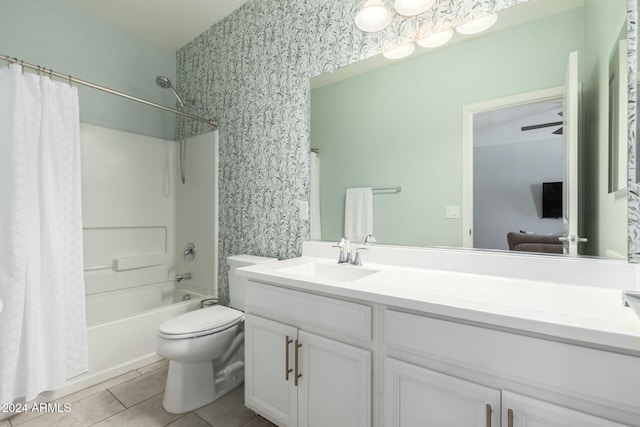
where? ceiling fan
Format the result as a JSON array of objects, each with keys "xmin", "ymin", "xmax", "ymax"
[{"xmin": 521, "ymin": 111, "xmax": 563, "ymax": 135}]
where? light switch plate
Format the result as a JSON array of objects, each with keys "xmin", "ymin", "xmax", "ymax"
[
  {"xmin": 446, "ymin": 205, "xmax": 460, "ymax": 219},
  {"xmin": 299, "ymin": 200, "xmax": 309, "ymax": 221}
]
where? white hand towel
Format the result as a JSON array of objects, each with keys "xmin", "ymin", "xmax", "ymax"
[{"xmin": 344, "ymin": 187, "xmax": 373, "ymax": 242}]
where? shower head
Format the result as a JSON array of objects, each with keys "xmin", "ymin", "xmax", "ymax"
[
  {"xmin": 155, "ymin": 75, "xmax": 185, "ymax": 109},
  {"xmin": 156, "ymin": 75, "xmax": 173, "ymax": 89}
]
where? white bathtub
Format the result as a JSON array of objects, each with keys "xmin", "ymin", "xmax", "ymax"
[{"xmin": 59, "ymin": 282, "xmax": 209, "ymax": 399}]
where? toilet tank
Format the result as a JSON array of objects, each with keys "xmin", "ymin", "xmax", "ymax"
[{"xmin": 227, "ymin": 255, "xmax": 278, "ymax": 311}]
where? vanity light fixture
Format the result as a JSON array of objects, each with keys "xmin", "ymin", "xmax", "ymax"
[
  {"xmin": 455, "ymin": 13, "xmax": 498, "ymax": 35},
  {"xmin": 382, "ymin": 42, "xmax": 416, "ymax": 59},
  {"xmin": 417, "ymin": 29, "xmax": 454, "ymax": 48},
  {"xmin": 394, "ymin": 0, "xmax": 436, "ymax": 17},
  {"xmin": 355, "ymin": 0, "xmax": 393, "ymax": 32}
]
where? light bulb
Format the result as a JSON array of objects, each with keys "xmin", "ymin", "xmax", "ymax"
[
  {"xmin": 355, "ymin": 0, "xmax": 393, "ymax": 33},
  {"xmin": 417, "ymin": 29, "xmax": 454, "ymax": 48},
  {"xmin": 455, "ymin": 13, "xmax": 498, "ymax": 35},
  {"xmin": 394, "ymin": 0, "xmax": 436, "ymax": 16},
  {"xmin": 382, "ymin": 42, "xmax": 416, "ymax": 59}
]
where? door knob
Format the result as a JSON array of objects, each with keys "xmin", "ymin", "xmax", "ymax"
[{"xmin": 558, "ymin": 235, "xmax": 588, "ymax": 244}]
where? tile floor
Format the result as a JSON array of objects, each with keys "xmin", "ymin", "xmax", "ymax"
[{"xmin": 2, "ymin": 360, "xmax": 276, "ymax": 427}]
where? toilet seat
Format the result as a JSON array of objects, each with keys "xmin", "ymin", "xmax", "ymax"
[{"xmin": 159, "ymin": 305, "xmax": 243, "ymax": 340}]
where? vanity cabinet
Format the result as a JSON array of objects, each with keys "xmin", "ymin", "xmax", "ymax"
[
  {"xmin": 384, "ymin": 309, "xmax": 637, "ymax": 427},
  {"xmin": 384, "ymin": 358, "xmax": 626, "ymax": 427},
  {"xmin": 241, "ymin": 275, "xmax": 640, "ymax": 427},
  {"xmin": 244, "ymin": 282, "xmax": 372, "ymax": 427}
]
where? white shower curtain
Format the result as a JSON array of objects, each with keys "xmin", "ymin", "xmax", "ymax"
[
  {"xmin": 310, "ymin": 151, "xmax": 322, "ymax": 240},
  {"xmin": 0, "ymin": 64, "xmax": 88, "ymax": 403}
]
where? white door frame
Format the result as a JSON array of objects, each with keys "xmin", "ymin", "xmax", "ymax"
[{"xmin": 461, "ymin": 86, "xmax": 565, "ymax": 248}]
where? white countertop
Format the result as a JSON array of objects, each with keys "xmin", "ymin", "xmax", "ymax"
[{"xmin": 238, "ymin": 256, "xmax": 640, "ymax": 354}]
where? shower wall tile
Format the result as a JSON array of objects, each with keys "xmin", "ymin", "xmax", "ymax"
[{"xmin": 176, "ymin": 0, "xmax": 637, "ymax": 303}]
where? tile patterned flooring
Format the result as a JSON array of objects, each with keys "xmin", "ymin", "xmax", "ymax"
[{"xmin": 2, "ymin": 360, "xmax": 275, "ymax": 427}]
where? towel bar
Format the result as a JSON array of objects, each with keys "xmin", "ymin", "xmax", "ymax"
[{"xmin": 372, "ymin": 186, "xmax": 402, "ymax": 194}]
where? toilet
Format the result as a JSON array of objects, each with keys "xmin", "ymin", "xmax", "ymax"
[{"xmin": 156, "ymin": 254, "xmax": 277, "ymax": 414}]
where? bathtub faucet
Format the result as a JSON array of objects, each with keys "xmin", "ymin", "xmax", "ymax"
[{"xmin": 176, "ymin": 273, "xmax": 192, "ymax": 282}]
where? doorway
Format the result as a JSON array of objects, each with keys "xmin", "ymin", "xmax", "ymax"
[{"xmin": 462, "ymin": 87, "xmax": 565, "ymax": 251}]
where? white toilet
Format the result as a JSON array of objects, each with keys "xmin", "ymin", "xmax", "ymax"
[{"xmin": 156, "ymin": 254, "xmax": 277, "ymax": 414}]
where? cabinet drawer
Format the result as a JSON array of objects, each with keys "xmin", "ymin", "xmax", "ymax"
[
  {"xmin": 384, "ymin": 309, "xmax": 640, "ymax": 412},
  {"xmin": 246, "ymin": 281, "xmax": 372, "ymax": 341}
]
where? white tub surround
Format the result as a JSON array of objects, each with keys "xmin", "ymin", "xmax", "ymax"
[
  {"xmin": 81, "ymin": 124, "xmax": 177, "ymax": 297},
  {"xmin": 239, "ymin": 242, "xmax": 640, "ymax": 427},
  {"xmin": 174, "ymin": 131, "xmax": 218, "ymax": 299}
]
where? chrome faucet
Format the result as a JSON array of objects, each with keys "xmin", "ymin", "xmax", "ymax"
[
  {"xmin": 364, "ymin": 234, "xmax": 376, "ymax": 244},
  {"xmin": 622, "ymin": 290, "xmax": 640, "ymax": 307},
  {"xmin": 183, "ymin": 243, "xmax": 196, "ymax": 261},
  {"xmin": 352, "ymin": 247, "xmax": 369, "ymax": 266},
  {"xmin": 176, "ymin": 272, "xmax": 192, "ymax": 282},
  {"xmin": 333, "ymin": 238, "xmax": 351, "ymax": 263},
  {"xmin": 334, "ymin": 238, "xmax": 370, "ymax": 266},
  {"xmin": 199, "ymin": 297, "xmax": 220, "ymax": 308}
]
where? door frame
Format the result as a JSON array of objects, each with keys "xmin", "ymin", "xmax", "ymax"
[{"xmin": 461, "ymin": 86, "xmax": 565, "ymax": 248}]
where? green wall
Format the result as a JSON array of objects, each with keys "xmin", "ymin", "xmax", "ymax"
[
  {"xmin": 0, "ymin": 0, "xmax": 177, "ymax": 139},
  {"xmin": 311, "ymin": 8, "xmax": 585, "ymax": 247},
  {"xmin": 582, "ymin": 0, "xmax": 628, "ymax": 257}
]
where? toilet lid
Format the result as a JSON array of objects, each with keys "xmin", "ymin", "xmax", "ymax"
[{"xmin": 159, "ymin": 305, "xmax": 243, "ymax": 339}]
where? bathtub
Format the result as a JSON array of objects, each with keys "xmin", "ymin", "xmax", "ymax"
[{"xmin": 58, "ymin": 282, "xmax": 210, "ymax": 399}]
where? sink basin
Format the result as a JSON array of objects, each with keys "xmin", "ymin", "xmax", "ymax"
[{"xmin": 279, "ymin": 262, "xmax": 379, "ymax": 283}]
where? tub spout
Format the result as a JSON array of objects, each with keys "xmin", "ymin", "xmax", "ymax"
[{"xmin": 176, "ymin": 273, "xmax": 191, "ymax": 282}]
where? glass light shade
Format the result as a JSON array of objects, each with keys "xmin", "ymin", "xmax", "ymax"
[
  {"xmin": 417, "ymin": 29, "xmax": 454, "ymax": 48},
  {"xmin": 382, "ymin": 42, "xmax": 416, "ymax": 59},
  {"xmin": 354, "ymin": 0, "xmax": 393, "ymax": 33},
  {"xmin": 394, "ymin": 0, "xmax": 436, "ymax": 16},
  {"xmin": 455, "ymin": 13, "xmax": 498, "ymax": 35}
]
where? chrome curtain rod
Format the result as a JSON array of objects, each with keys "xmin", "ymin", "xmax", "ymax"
[{"xmin": 1, "ymin": 54, "xmax": 218, "ymax": 128}]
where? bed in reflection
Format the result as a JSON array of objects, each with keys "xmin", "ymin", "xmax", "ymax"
[{"xmin": 507, "ymin": 231, "xmax": 563, "ymax": 254}]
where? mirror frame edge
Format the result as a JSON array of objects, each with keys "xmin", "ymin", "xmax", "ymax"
[{"xmin": 627, "ymin": 0, "xmax": 639, "ymax": 263}]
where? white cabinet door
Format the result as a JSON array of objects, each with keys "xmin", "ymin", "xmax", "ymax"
[
  {"xmin": 502, "ymin": 391, "xmax": 628, "ymax": 427},
  {"xmin": 384, "ymin": 358, "xmax": 501, "ymax": 427},
  {"xmin": 245, "ymin": 314, "xmax": 298, "ymax": 427},
  {"xmin": 297, "ymin": 330, "xmax": 371, "ymax": 427}
]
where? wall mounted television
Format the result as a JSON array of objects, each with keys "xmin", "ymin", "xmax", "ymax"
[{"xmin": 542, "ymin": 181, "xmax": 563, "ymax": 218}]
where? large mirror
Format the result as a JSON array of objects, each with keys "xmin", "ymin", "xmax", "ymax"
[{"xmin": 310, "ymin": 0, "xmax": 632, "ymax": 259}]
